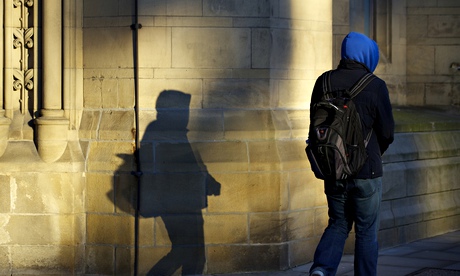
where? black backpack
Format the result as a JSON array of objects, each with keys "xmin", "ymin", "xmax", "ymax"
[{"xmin": 306, "ymin": 71, "xmax": 375, "ymax": 180}]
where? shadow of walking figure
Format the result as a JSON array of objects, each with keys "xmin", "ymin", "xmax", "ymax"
[{"xmin": 139, "ymin": 90, "xmax": 221, "ymax": 275}]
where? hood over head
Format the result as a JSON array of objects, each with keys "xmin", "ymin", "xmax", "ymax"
[{"xmin": 341, "ymin": 32, "xmax": 379, "ymax": 72}]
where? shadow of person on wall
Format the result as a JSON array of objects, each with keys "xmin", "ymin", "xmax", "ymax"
[{"xmin": 139, "ymin": 90, "xmax": 220, "ymax": 275}]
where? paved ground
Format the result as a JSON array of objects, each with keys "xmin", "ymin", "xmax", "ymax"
[{"xmin": 216, "ymin": 230, "xmax": 460, "ymax": 276}]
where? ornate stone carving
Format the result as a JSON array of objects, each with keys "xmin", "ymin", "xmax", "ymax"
[{"xmin": 12, "ymin": 0, "xmax": 34, "ymax": 115}]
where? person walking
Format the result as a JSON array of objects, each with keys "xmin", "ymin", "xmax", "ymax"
[{"xmin": 308, "ymin": 32, "xmax": 395, "ymax": 276}]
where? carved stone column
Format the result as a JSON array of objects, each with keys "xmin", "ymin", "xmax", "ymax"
[{"xmin": 35, "ymin": 0, "xmax": 69, "ymax": 162}]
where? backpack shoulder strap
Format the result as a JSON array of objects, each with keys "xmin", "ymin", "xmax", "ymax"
[
  {"xmin": 322, "ymin": 71, "xmax": 333, "ymax": 99},
  {"xmin": 348, "ymin": 73, "xmax": 376, "ymax": 98}
]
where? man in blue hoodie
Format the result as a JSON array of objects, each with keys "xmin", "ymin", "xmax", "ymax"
[{"xmin": 309, "ymin": 32, "xmax": 394, "ymax": 276}]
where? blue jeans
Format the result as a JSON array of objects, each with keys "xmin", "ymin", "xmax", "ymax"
[{"xmin": 310, "ymin": 178, "xmax": 382, "ymax": 276}]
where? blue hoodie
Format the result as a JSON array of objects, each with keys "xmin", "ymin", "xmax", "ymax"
[{"xmin": 341, "ymin": 32, "xmax": 379, "ymax": 72}]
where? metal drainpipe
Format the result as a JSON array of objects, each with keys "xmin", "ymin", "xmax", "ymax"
[{"xmin": 130, "ymin": 0, "xmax": 142, "ymax": 274}]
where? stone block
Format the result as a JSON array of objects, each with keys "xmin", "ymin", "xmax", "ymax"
[
  {"xmin": 138, "ymin": 79, "xmax": 202, "ymax": 109},
  {"xmin": 423, "ymin": 191, "xmax": 458, "ymax": 220},
  {"xmin": 114, "ymin": 173, "xmax": 137, "ymax": 215},
  {"xmin": 172, "ymin": 28, "xmax": 251, "ymax": 69},
  {"xmin": 140, "ymin": 110, "xmax": 223, "ymax": 142},
  {"xmin": 277, "ymin": 79, "xmax": 313, "ymax": 109},
  {"xmin": 435, "ymin": 45, "xmax": 460, "ymax": 75},
  {"xmin": 167, "ymin": 0, "xmax": 203, "ymax": 16},
  {"xmin": 85, "ymin": 245, "xmax": 114, "ymax": 275},
  {"xmin": 405, "ymin": 83, "xmax": 426, "ymax": 106},
  {"xmin": 187, "ymin": 110, "xmax": 225, "ymax": 141},
  {"xmin": 286, "ymin": 109, "xmax": 310, "ymax": 139},
  {"xmin": 99, "ymin": 110, "xmax": 135, "ymax": 140},
  {"xmin": 382, "ymin": 133, "xmax": 418, "ymax": 163},
  {"xmin": 405, "ymin": 160, "xmax": 428, "ymax": 196},
  {"xmin": 406, "ymin": 0, "xmax": 437, "ymax": 7},
  {"xmin": 206, "ymin": 244, "xmax": 289, "ymax": 274},
  {"xmin": 138, "ymin": 0, "xmax": 167, "ymax": 16},
  {"xmin": 83, "ymin": 0, "xmax": 119, "ymax": 17},
  {"xmin": 280, "ymin": 0, "xmax": 332, "ymax": 21},
  {"xmin": 380, "ymin": 201, "xmax": 394, "ymax": 229},
  {"xmin": 11, "ymin": 246, "xmax": 75, "ymax": 274},
  {"xmin": 269, "ymin": 110, "xmax": 294, "ymax": 139},
  {"xmin": 136, "ymin": 247, "xmax": 172, "ymax": 275},
  {"xmin": 115, "ymin": 246, "xmax": 134, "ymax": 274},
  {"xmin": 252, "ymin": 28, "xmax": 271, "ymax": 69},
  {"xmin": 289, "ymin": 238, "xmax": 318, "ymax": 267},
  {"xmin": 205, "ymin": 79, "xmax": 269, "ymax": 109},
  {"xmin": 138, "ymin": 27, "xmax": 172, "ymax": 68},
  {"xmin": 12, "ymin": 173, "xmax": 76, "ymax": 214},
  {"xmin": 139, "ymin": 173, "xmax": 207, "ymax": 216},
  {"xmin": 153, "ymin": 142, "xmax": 215, "ymax": 172},
  {"xmin": 206, "ymin": 172, "xmax": 283, "ymax": 213},
  {"xmin": 429, "ymin": 15, "xmax": 460, "ymax": 38},
  {"xmin": 86, "ymin": 173, "xmax": 115, "ymax": 213},
  {"xmin": 398, "ymin": 222, "xmax": 428, "ymax": 244},
  {"xmin": 83, "ymin": 27, "xmax": 133, "ymax": 69},
  {"xmin": 426, "ymin": 83, "xmax": 453, "ymax": 106},
  {"xmin": 314, "ymin": 207, "xmax": 328, "ymax": 236},
  {"xmin": 204, "ymin": 214, "xmax": 248, "ymax": 244},
  {"xmin": 438, "ymin": 0, "xmax": 460, "ymax": 6},
  {"xmin": 425, "ymin": 159, "xmax": 443, "ymax": 193},
  {"xmin": 118, "ymin": 79, "xmax": 135, "ymax": 108},
  {"xmin": 191, "ymin": 141, "xmax": 249, "ymax": 172},
  {"xmin": 453, "ymin": 131, "xmax": 460, "ymax": 156},
  {"xmin": 224, "ymin": 110, "xmax": 274, "ymax": 139},
  {"xmin": 101, "ymin": 79, "xmax": 118, "ymax": 108},
  {"xmin": 382, "ymin": 163, "xmax": 407, "ymax": 200},
  {"xmin": 379, "ymin": 228, "xmax": 399, "ymax": 249},
  {"xmin": 165, "ymin": 16, "xmax": 233, "ymax": 27},
  {"xmin": 7, "ymin": 215, "xmax": 74, "ymax": 245},
  {"xmin": 289, "ymin": 170, "xmax": 325, "ymax": 210},
  {"xmin": 83, "ymin": 79, "xmax": 102, "ymax": 109},
  {"xmin": 0, "ymin": 175, "xmax": 10, "ymax": 212},
  {"xmin": 87, "ymin": 141, "xmax": 135, "ymax": 172},
  {"xmin": 249, "ymin": 212, "xmax": 288, "ymax": 243},
  {"xmin": 248, "ymin": 141, "xmax": 281, "ymax": 171},
  {"xmin": 277, "ymin": 140, "xmax": 310, "ymax": 171},
  {"xmin": 203, "ymin": 0, "xmax": 270, "ymax": 17},
  {"xmin": 407, "ymin": 46, "xmax": 435, "ymax": 75},
  {"xmin": 286, "ymin": 210, "xmax": 316, "ymax": 240},
  {"xmin": 86, "ymin": 214, "xmax": 134, "ymax": 245},
  {"xmin": 138, "ymin": 218, "xmax": 155, "ymax": 246},
  {"xmin": 79, "ymin": 110, "xmax": 101, "ymax": 139},
  {"xmin": 426, "ymin": 214, "xmax": 460, "ymax": 238},
  {"xmin": 439, "ymin": 157, "xmax": 460, "ymax": 191},
  {"xmin": 413, "ymin": 132, "xmax": 438, "ymax": 159},
  {"xmin": 333, "ymin": 0, "xmax": 349, "ymax": 25},
  {"xmin": 0, "ymin": 246, "xmax": 9, "ymax": 274},
  {"xmin": 391, "ymin": 196, "xmax": 424, "ymax": 226},
  {"xmin": 432, "ymin": 132, "xmax": 458, "ymax": 157},
  {"xmin": 407, "ymin": 15, "xmax": 429, "ymax": 43}
]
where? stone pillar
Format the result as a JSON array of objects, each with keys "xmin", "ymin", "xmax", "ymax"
[
  {"xmin": 35, "ymin": 0, "xmax": 69, "ymax": 162},
  {"xmin": 0, "ymin": 1, "xmax": 12, "ymax": 157}
]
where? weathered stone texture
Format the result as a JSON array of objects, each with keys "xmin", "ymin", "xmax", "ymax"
[{"xmin": 407, "ymin": 3, "xmax": 460, "ymax": 106}]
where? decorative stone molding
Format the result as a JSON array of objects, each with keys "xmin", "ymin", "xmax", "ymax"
[
  {"xmin": 35, "ymin": 110, "xmax": 68, "ymax": 163},
  {"xmin": 12, "ymin": 0, "xmax": 34, "ymax": 115}
]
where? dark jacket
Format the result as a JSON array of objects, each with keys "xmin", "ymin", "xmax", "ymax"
[{"xmin": 309, "ymin": 33, "xmax": 394, "ymax": 179}]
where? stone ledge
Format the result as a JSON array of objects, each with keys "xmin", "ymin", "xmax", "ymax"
[{"xmin": 393, "ymin": 105, "xmax": 460, "ymax": 132}]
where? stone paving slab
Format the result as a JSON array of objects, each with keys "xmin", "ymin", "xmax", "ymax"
[{"xmin": 214, "ymin": 231, "xmax": 460, "ymax": 276}]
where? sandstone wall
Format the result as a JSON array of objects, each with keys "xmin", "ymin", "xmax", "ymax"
[
  {"xmin": 80, "ymin": 0, "xmax": 332, "ymax": 274},
  {"xmin": 406, "ymin": 0, "xmax": 460, "ymax": 106}
]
